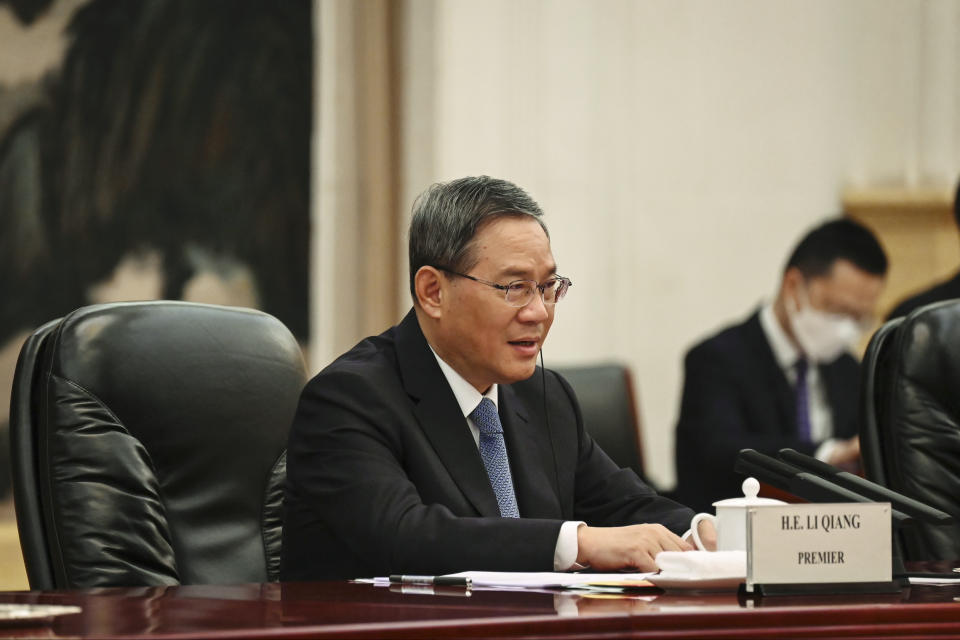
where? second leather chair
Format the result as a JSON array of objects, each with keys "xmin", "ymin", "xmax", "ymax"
[
  {"xmin": 9, "ymin": 301, "xmax": 307, "ymax": 589},
  {"xmin": 860, "ymin": 300, "xmax": 960, "ymax": 560}
]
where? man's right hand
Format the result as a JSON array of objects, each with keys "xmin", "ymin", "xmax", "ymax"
[
  {"xmin": 576, "ymin": 523, "xmax": 693, "ymax": 572},
  {"xmin": 826, "ymin": 435, "xmax": 860, "ymax": 467}
]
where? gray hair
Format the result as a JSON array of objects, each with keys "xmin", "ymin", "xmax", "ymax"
[{"xmin": 408, "ymin": 176, "xmax": 548, "ymax": 299}]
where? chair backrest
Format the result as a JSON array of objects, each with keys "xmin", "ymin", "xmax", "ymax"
[
  {"xmin": 9, "ymin": 317, "xmax": 62, "ymax": 589},
  {"xmin": 554, "ymin": 363, "xmax": 647, "ymax": 482},
  {"xmin": 9, "ymin": 301, "xmax": 307, "ymax": 589},
  {"xmin": 859, "ymin": 316, "xmax": 903, "ymax": 487},
  {"xmin": 860, "ymin": 300, "xmax": 960, "ymax": 560}
]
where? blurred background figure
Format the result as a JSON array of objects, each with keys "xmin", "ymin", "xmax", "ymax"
[{"xmin": 673, "ymin": 219, "xmax": 887, "ymax": 512}]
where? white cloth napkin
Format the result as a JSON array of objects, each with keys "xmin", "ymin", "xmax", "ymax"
[{"xmin": 655, "ymin": 550, "xmax": 746, "ymax": 579}]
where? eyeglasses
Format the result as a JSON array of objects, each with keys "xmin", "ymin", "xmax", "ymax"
[{"xmin": 436, "ymin": 266, "xmax": 572, "ymax": 307}]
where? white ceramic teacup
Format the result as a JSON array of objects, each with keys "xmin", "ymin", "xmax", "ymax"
[{"xmin": 689, "ymin": 477, "xmax": 785, "ymax": 551}]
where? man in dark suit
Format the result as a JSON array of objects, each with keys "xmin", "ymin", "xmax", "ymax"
[
  {"xmin": 887, "ymin": 178, "xmax": 960, "ymax": 320},
  {"xmin": 282, "ymin": 176, "xmax": 702, "ymax": 581},
  {"xmin": 674, "ymin": 219, "xmax": 888, "ymax": 513}
]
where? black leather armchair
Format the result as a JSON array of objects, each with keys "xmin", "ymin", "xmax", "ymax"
[
  {"xmin": 860, "ymin": 300, "xmax": 960, "ymax": 560},
  {"xmin": 9, "ymin": 301, "xmax": 307, "ymax": 589},
  {"xmin": 554, "ymin": 363, "xmax": 648, "ymax": 483},
  {"xmin": 859, "ymin": 316, "xmax": 903, "ymax": 488}
]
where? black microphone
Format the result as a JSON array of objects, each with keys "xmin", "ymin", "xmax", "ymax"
[
  {"xmin": 777, "ymin": 448, "xmax": 954, "ymax": 525},
  {"xmin": 734, "ymin": 449, "xmax": 913, "ymax": 526}
]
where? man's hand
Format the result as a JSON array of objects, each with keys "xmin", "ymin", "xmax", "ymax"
[
  {"xmin": 826, "ymin": 435, "xmax": 860, "ymax": 467},
  {"xmin": 576, "ymin": 524, "xmax": 693, "ymax": 572}
]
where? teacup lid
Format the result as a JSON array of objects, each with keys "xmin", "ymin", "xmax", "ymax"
[{"xmin": 711, "ymin": 477, "xmax": 786, "ymax": 507}]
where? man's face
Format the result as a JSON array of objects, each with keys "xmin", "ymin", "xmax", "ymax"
[
  {"xmin": 436, "ymin": 216, "xmax": 556, "ymax": 393},
  {"xmin": 799, "ymin": 258, "xmax": 884, "ymax": 323}
]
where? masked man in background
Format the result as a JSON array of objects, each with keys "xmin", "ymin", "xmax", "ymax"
[{"xmin": 673, "ymin": 219, "xmax": 887, "ymax": 512}]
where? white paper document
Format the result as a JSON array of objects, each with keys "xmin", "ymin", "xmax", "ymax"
[
  {"xmin": 908, "ymin": 576, "xmax": 960, "ymax": 585},
  {"xmin": 366, "ymin": 571, "xmax": 655, "ymax": 589}
]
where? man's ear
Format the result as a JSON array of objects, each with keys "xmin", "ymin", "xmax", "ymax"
[
  {"xmin": 414, "ymin": 266, "xmax": 444, "ymax": 318},
  {"xmin": 781, "ymin": 266, "xmax": 804, "ymax": 298}
]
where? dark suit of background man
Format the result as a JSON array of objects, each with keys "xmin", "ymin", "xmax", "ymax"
[
  {"xmin": 674, "ymin": 219, "xmax": 888, "ymax": 513},
  {"xmin": 887, "ymin": 177, "xmax": 960, "ymax": 319},
  {"xmin": 282, "ymin": 176, "xmax": 708, "ymax": 581}
]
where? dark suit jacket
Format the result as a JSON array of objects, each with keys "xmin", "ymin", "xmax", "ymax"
[
  {"xmin": 673, "ymin": 309, "xmax": 860, "ymax": 513},
  {"xmin": 281, "ymin": 310, "xmax": 693, "ymax": 580},
  {"xmin": 887, "ymin": 270, "xmax": 960, "ymax": 320}
]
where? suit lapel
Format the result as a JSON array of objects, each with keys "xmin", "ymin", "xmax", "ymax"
[
  {"xmin": 500, "ymin": 382, "xmax": 562, "ymax": 519},
  {"xmin": 819, "ymin": 359, "xmax": 849, "ymax": 434},
  {"xmin": 744, "ymin": 310, "xmax": 796, "ymax": 434},
  {"xmin": 394, "ymin": 311, "xmax": 501, "ymax": 517}
]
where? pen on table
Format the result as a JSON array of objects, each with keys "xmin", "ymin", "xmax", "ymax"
[{"xmin": 389, "ymin": 574, "xmax": 472, "ymax": 587}]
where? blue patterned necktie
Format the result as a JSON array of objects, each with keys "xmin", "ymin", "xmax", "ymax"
[
  {"xmin": 795, "ymin": 358, "xmax": 812, "ymax": 442},
  {"xmin": 470, "ymin": 398, "xmax": 520, "ymax": 518}
]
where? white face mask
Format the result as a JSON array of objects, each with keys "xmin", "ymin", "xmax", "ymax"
[{"xmin": 786, "ymin": 288, "xmax": 862, "ymax": 363}]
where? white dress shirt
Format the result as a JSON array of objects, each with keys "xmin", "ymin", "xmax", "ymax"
[
  {"xmin": 758, "ymin": 304, "xmax": 839, "ymax": 461},
  {"xmin": 429, "ymin": 347, "xmax": 583, "ymax": 571}
]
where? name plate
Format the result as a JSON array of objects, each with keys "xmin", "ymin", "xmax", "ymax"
[{"xmin": 746, "ymin": 503, "xmax": 891, "ymax": 589}]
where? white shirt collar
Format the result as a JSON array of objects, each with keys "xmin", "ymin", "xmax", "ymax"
[
  {"xmin": 759, "ymin": 302, "xmax": 802, "ymax": 370},
  {"xmin": 428, "ymin": 344, "xmax": 499, "ymax": 416}
]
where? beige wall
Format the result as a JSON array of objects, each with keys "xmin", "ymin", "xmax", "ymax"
[{"xmin": 317, "ymin": 0, "xmax": 960, "ymax": 489}]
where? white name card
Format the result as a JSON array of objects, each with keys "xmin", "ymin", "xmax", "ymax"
[{"xmin": 746, "ymin": 503, "xmax": 891, "ymax": 589}]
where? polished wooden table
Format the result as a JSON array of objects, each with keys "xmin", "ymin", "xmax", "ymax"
[{"xmin": 2, "ymin": 576, "xmax": 960, "ymax": 639}]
